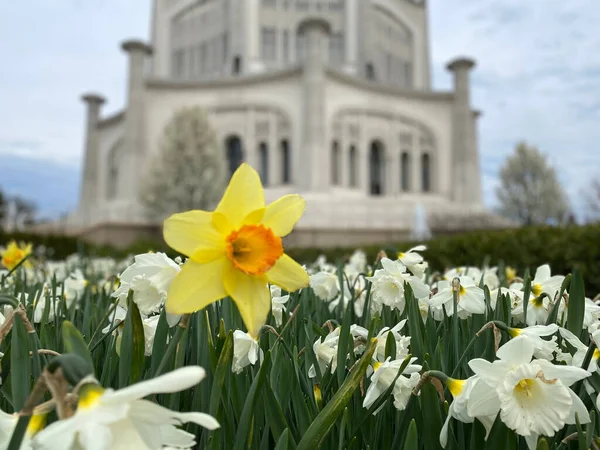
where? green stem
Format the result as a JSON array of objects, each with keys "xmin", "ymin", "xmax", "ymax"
[{"xmin": 152, "ymin": 313, "xmax": 191, "ymax": 377}]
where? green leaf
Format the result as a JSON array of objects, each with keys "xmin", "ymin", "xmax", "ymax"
[
  {"xmin": 233, "ymin": 351, "xmax": 273, "ymax": 450},
  {"xmin": 264, "ymin": 379, "xmax": 290, "ymax": 443},
  {"xmin": 296, "ymin": 338, "xmax": 377, "ymax": 450},
  {"xmin": 419, "ymin": 368, "xmax": 444, "ymax": 450},
  {"xmin": 10, "ymin": 314, "xmax": 31, "ymax": 411},
  {"xmin": 567, "ymin": 268, "xmax": 585, "ymax": 336},
  {"xmin": 209, "ymin": 330, "xmax": 233, "ymax": 417},
  {"xmin": 274, "ymin": 429, "xmax": 296, "ymax": 450},
  {"xmin": 61, "ymin": 320, "xmax": 94, "ymax": 372},
  {"xmin": 546, "ymin": 274, "xmax": 571, "ymax": 325},
  {"xmin": 403, "ymin": 419, "xmax": 418, "ymax": 450},
  {"xmin": 385, "ymin": 329, "xmax": 397, "ymax": 360},
  {"xmin": 337, "ymin": 305, "xmax": 352, "ymax": 386},
  {"xmin": 118, "ymin": 294, "xmax": 145, "ymax": 387},
  {"xmin": 484, "ymin": 415, "xmax": 517, "ymax": 450}
]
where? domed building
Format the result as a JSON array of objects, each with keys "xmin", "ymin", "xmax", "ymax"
[{"xmin": 71, "ymin": 0, "xmax": 505, "ymax": 249}]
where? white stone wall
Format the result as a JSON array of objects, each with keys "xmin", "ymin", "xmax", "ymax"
[{"xmin": 150, "ymin": 0, "xmax": 430, "ymax": 88}]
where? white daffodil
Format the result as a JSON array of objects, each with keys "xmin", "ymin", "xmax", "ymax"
[
  {"xmin": 366, "ymin": 258, "xmax": 430, "ymax": 315},
  {"xmin": 232, "ymin": 330, "xmax": 263, "ymax": 374},
  {"xmin": 444, "ymin": 267, "xmax": 482, "ymax": 285},
  {"xmin": 142, "ymin": 315, "xmax": 160, "ymax": 356},
  {"xmin": 440, "ymin": 376, "xmax": 495, "ymax": 448},
  {"xmin": 113, "ymin": 252, "xmax": 181, "ymax": 316},
  {"xmin": 309, "ymin": 271, "xmax": 340, "ymax": 302},
  {"xmin": 33, "ymin": 367, "xmax": 219, "ymax": 450},
  {"xmin": 270, "ymin": 285, "xmax": 290, "ymax": 327},
  {"xmin": 309, "ymin": 328, "xmax": 340, "ymax": 378},
  {"xmin": 467, "ymin": 336, "xmax": 590, "ymax": 449},
  {"xmin": 63, "ymin": 269, "xmax": 87, "ymax": 308},
  {"xmin": 581, "ymin": 298, "xmax": 600, "ymax": 329},
  {"xmin": 347, "ymin": 250, "xmax": 367, "ymax": 274},
  {"xmin": 31, "ymin": 292, "xmax": 58, "ymax": 324},
  {"xmin": 397, "ymin": 245, "xmax": 427, "ymax": 278},
  {"xmin": 429, "ymin": 277, "xmax": 485, "ymax": 318},
  {"xmin": 0, "ymin": 410, "xmax": 46, "ymax": 450},
  {"xmin": 530, "ymin": 264, "xmax": 564, "ymax": 300},
  {"xmin": 352, "ymin": 281, "xmax": 369, "ymax": 318},
  {"xmin": 559, "ymin": 327, "xmax": 600, "ymax": 372},
  {"xmin": 101, "ymin": 306, "xmax": 128, "ymax": 335},
  {"xmin": 482, "ymin": 267, "xmax": 500, "ymax": 290},
  {"xmin": 508, "ymin": 324, "xmax": 559, "ymax": 361},
  {"xmin": 363, "ymin": 357, "xmax": 422, "ymax": 413},
  {"xmin": 373, "ymin": 321, "xmax": 411, "ymax": 362}
]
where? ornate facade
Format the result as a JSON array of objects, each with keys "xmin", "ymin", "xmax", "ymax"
[{"xmin": 71, "ymin": 0, "xmax": 501, "ymax": 249}]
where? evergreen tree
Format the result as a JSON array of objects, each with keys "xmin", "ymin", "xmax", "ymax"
[
  {"xmin": 139, "ymin": 107, "xmax": 227, "ymax": 219},
  {"xmin": 496, "ymin": 142, "xmax": 570, "ymax": 225}
]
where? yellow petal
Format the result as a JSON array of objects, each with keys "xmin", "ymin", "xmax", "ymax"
[
  {"xmin": 215, "ymin": 163, "xmax": 265, "ymax": 229},
  {"xmin": 262, "ymin": 194, "xmax": 306, "ymax": 237},
  {"xmin": 164, "ymin": 210, "xmax": 224, "ymax": 259},
  {"xmin": 223, "ymin": 267, "xmax": 270, "ymax": 338},
  {"xmin": 166, "ymin": 258, "xmax": 229, "ymax": 314},
  {"xmin": 266, "ymin": 254, "xmax": 309, "ymax": 292}
]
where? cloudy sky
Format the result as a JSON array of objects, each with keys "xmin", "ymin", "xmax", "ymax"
[{"xmin": 1, "ymin": 0, "xmax": 599, "ymax": 220}]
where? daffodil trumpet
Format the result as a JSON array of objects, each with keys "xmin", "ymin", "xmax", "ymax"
[{"xmin": 164, "ymin": 163, "xmax": 309, "ymax": 338}]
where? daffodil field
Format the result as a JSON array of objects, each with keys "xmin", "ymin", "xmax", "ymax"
[{"xmin": 1, "ymin": 165, "xmax": 600, "ymax": 450}]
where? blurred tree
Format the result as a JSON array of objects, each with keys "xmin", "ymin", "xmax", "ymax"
[
  {"xmin": 13, "ymin": 196, "xmax": 37, "ymax": 228},
  {"xmin": 0, "ymin": 187, "xmax": 5, "ymax": 224},
  {"xmin": 584, "ymin": 180, "xmax": 600, "ymax": 222},
  {"xmin": 139, "ymin": 107, "xmax": 227, "ymax": 220},
  {"xmin": 496, "ymin": 142, "xmax": 570, "ymax": 225}
]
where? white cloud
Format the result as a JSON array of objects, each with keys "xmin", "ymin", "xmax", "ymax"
[{"xmin": 430, "ymin": 0, "xmax": 600, "ymax": 217}]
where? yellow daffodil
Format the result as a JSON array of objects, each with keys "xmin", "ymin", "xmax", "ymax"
[
  {"xmin": 1, "ymin": 240, "xmax": 33, "ymax": 270},
  {"xmin": 164, "ymin": 163, "xmax": 309, "ymax": 337}
]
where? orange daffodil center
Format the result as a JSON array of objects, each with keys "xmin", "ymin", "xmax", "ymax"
[
  {"xmin": 163, "ymin": 163, "xmax": 309, "ymax": 338},
  {"xmin": 226, "ymin": 224, "xmax": 283, "ymax": 275}
]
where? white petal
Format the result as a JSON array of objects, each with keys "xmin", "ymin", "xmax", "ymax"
[
  {"xmin": 33, "ymin": 416, "xmax": 78, "ymax": 450},
  {"xmin": 468, "ymin": 359, "xmax": 509, "ymax": 386},
  {"xmin": 564, "ymin": 388, "xmax": 590, "ymax": 425},
  {"xmin": 106, "ymin": 366, "xmax": 206, "ymax": 403},
  {"xmin": 496, "ymin": 336, "xmax": 534, "ymax": 364},
  {"xmin": 466, "ymin": 378, "xmax": 501, "ymax": 417},
  {"xmin": 78, "ymin": 422, "xmax": 113, "ymax": 450},
  {"xmin": 535, "ymin": 360, "xmax": 590, "ymax": 387},
  {"xmin": 534, "ymin": 265, "xmax": 551, "ymax": 283}
]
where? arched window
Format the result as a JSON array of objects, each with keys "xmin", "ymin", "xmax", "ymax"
[
  {"xmin": 281, "ymin": 139, "xmax": 290, "ymax": 183},
  {"xmin": 401, "ymin": 152, "xmax": 410, "ymax": 192},
  {"xmin": 106, "ymin": 141, "xmax": 122, "ymax": 200},
  {"xmin": 421, "ymin": 153, "xmax": 431, "ymax": 192},
  {"xmin": 369, "ymin": 140, "xmax": 384, "ymax": 195},
  {"xmin": 331, "ymin": 141, "xmax": 340, "ymax": 185},
  {"xmin": 366, "ymin": 63, "xmax": 376, "ymax": 81},
  {"xmin": 259, "ymin": 142, "xmax": 269, "ymax": 185},
  {"xmin": 225, "ymin": 135, "xmax": 244, "ymax": 177},
  {"xmin": 349, "ymin": 145, "xmax": 357, "ymax": 187},
  {"xmin": 233, "ymin": 55, "xmax": 242, "ymax": 75}
]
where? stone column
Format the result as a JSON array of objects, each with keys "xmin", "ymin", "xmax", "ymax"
[
  {"xmin": 447, "ymin": 57, "xmax": 479, "ymax": 205},
  {"xmin": 299, "ymin": 17, "xmax": 331, "ymax": 191},
  {"xmin": 121, "ymin": 40, "xmax": 152, "ymax": 207},
  {"xmin": 268, "ymin": 112, "xmax": 279, "ymax": 185},
  {"xmin": 343, "ymin": 0, "xmax": 358, "ymax": 75},
  {"xmin": 245, "ymin": 0, "xmax": 264, "ymax": 74},
  {"xmin": 340, "ymin": 123, "xmax": 350, "ymax": 187},
  {"xmin": 470, "ymin": 110, "xmax": 483, "ymax": 204},
  {"xmin": 78, "ymin": 93, "xmax": 105, "ymax": 225},
  {"xmin": 411, "ymin": 148, "xmax": 421, "ymax": 193}
]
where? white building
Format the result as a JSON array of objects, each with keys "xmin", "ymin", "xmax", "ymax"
[{"xmin": 72, "ymin": 0, "xmax": 505, "ymax": 249}]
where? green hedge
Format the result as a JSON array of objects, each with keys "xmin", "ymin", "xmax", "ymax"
[
  {"xmin": 2, "ymin": 224, "xmax": 600, "ymax": 294},
  {"xmin": 286, "ymin": 224, "xmax": 600, "ymax": 295}
]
